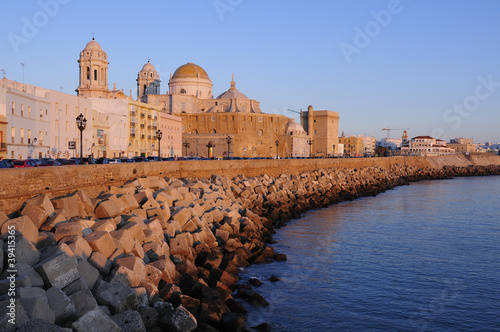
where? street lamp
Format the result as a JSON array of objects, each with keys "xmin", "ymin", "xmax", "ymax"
[
  {"xmin": 155, "ymin": 130, "xmax": 162, "ymax": 158},
  {"xmin": 275, "ymin": 139, "xmax": 279, "ymax": 159},
  {"xmin": 225, "ymin": 135, "xmax": 232, "ymax": 159},
  {"xmin": 183, "ymin": 141, "xmax": 190, "ymax": 157},
  {"xmin": 76, "ymin": 113, "xmax": 87, "ymax": 163},
  {"xmin": 307, "ymin": 138, "xmax": 313, "ymax": 158}
]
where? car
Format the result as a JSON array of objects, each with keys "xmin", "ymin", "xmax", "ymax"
[
  {"xmin": 81, "ymin": 157, "xmax": 97, "ymax": 164},
  {"xmin": 108, "ymin": 158, "xmax": 122, "ymax": 164},
  {"xmin": 11, "ymin": 160, "xmax": 38, "ymax": 168},
  {"xmin": 132, "ymin": 156, "xmax": 148, "ymax": 162},
  {"xmin": 63, "ymin": 159, "xmax": 80, "ymax": 165},
  {"xmin": 120, "ymin": 158, "xmax": 134, "ymax": 163},
  {"xmin": 38, "ymin": 159, "xmax": 62, "ymax": 167},
  {"xmin": 0, "ymin": 160, "xmax": 13, "ymax": 168},
  {"xmin": 146, "ymin": 156, "xmax": 161, "ymax": 162},
  {"xmin": 96, "ymin": 157, "xmax": 110, "ymax": 164}
]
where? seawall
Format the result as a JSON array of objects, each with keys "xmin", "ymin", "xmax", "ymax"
[{"xmin": 1, "ymin": 155, "xmax": 500, "ymax": 215}]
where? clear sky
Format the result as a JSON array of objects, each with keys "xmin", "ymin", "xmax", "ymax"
[{"xmin": 1, "ymin": 0, "xmax": 499, "ymax": 143}]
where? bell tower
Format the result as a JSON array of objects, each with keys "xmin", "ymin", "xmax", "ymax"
[
  {"xmin": 136, "ymin": 60, "xmax": 160, "ymax": 102},
  {"xmin": 76, "ymin": 38, "xmax": 109, "ymax": 98}
]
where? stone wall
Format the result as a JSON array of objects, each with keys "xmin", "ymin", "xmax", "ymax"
[{"xmin": 1, "ymin": 155, "xmax": 500, "ymax": 215}]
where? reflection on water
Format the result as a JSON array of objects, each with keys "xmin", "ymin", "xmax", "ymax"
[{"xmin": 240, "ymin": 176, "xmax": 500, "ymax": 331}]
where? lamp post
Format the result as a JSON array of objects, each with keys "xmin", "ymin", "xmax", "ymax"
[
  {"xmin": 183, "ymin": 141, "xmax": 190, "ymax": 157},
  {"xmin": 307, "ymin": 138, "xmax": 313, "ymax": 158},
  {"xmin": 155, "ymin": 129, "xmax": 162, "ymax": 158},
  {"xmin": 275, "ymin": 139, "xmax": 279, "ymax": 159},
  {"xmin": 76, "ymin": 113, "xmax": 87, "ymax": 163},
  {"xmin": 225, "ymin": 135, "xmax": 232, "ymax": 159}
]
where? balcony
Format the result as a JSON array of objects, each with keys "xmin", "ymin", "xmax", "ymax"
[
  {"xmin": 140, "ymin": 113, "xmax": 145, "ymax": 118},
  {"xmin": 141, "ymin": 135, "xmax": 145, "ymax": 139},
  {"xmin": 130, "ymin": 122, "xmax": 135, "ymax": 127},
  {"xmin": 140, "ymin": 124, "xmax": 145, "ymax": 129},
  {"xmin": 152, "ymin": 125, "xmax": 157, "ymax": 130},
  {"xmin": 147, "ymin": 115, "xmax": 151, "ymax": 119},
  {"xmin": 130, "ymin": 133, "xmax": 135, "ymax": 137},
  {"xmin": 153, "ymin": 116, "xmax": 158, "ymax": 120},
  {"xmin": 130, "ymin": 111, "xmax": 136, "ymax": 116}
]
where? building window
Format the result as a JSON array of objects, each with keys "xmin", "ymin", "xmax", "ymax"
[
  {"xmin": 28, "ymin": 107, "xmax": 31, "ymax": 118},
  {"xmin": 11, "ymin": 127, "xmax": 15, "ymax": 143},
  {"xmin": 258, "ymin": 117, "xmax": 263, "ymax": 122},
  {"xmin": 40, "ymin": 109, "xmax": 43, "ymax": 119},
  {"xmin": 86, "ymin": 67, "xmax": 90, "ymax": 80},
  {"xmin": 20, "ymin": 128, "xmax": 24, "ymax": 144},
  {"xmin": 28, "ymin": 129, "xmax": 31, "ymax": 143},
  {"xmin": 12, "ymin": 102, "xmax": 15, "ymax": 114},
  {"xmin": 39, "ymin": 131, "xmax": 43, "ymax": 145},
  {"xmin": 212, "ymin": 129, "xmax": 216, "ymax": 134},
  {"xmin": 180, "ymin": 89, "xmax": 186, "ymax": 94},
  {"xmin": 21, "ymin": 105, "xmax": 24, "ymax": 117},
  {"xmin": 94, "ymin": 69, "xmax": 98, "ymax": 81},
  {"xmin": 212, "ymin": 116, "xmax": 216, "ymax": 122}
]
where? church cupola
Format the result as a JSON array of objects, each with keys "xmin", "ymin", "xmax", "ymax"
[
  {"xmin": 137, "ymin": 60, "xmax": 160, "ymax": 101},
  {"xmin": 76, "ymin": 38, "xmax": 109, "ymax": 98}
]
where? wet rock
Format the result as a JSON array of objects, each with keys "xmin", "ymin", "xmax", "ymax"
[{"xmin": 248, "ymin": 278, "xmax": 263, "ymax": 286}]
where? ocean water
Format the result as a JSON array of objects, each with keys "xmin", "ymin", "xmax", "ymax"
[{"xmin": 240, "ymin": 176, "xmax": 500, "ymax": 331}]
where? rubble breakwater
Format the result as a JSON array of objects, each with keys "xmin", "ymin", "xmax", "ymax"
[{"xmin": 1, "ymin": 164, "xmax": 500, "ymax": 331}]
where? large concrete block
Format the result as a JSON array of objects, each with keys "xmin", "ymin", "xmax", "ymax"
[
  {"xmin": 34, "ymin": 251, "xmax": 79, "ymax": 289},
  {"xmin": 51, "ymin": 194, "xmax": 81, "ymax": 219},
  {"xmin": 54, "ymin": 221, "xmax": 83, "ymax": 242},
  {"xmin": 69, "ymin": 288, "xmax": 99, "ymax": 316},
  {"xmin": 75, "ymin": 190, "xmax": 96, "ymax": 216},
  {"xmin": 16, "ymin": 317, "xmax": 72, "ymax": 332},
  {"xmin": 144, "ymin": 219, "xmax": 164, "ymax": 242},
  {"xmin": 118, "ymin": 194, "xmax": 140, "ymax": 213},
  {"xmin": 1, "ymin": 262, "xmax": 44, "ymax": 287},
  {"xmin": 26, "ymin": 194, "xmax": 55, "ymax": 216},
  {"xmin": 115, "ymin": 255, "xmax": 146, "ymax": 280},
  {"xmin": 109, "ymin": 228, "xmax": 134, "ymax": 254},
  {"xmin": 46, "ymin": 286, "xmax": 77, "ymax": 325},
  {"xmin": 95, "ymin": 200, "xmax": 123, "ymax": 219},
  {"xmin": 171, "ymin": 208, "xmax": 192, "ymax": 227},
  {"xmin": 0, "ymin": 298, "xmax": 27, "ymax": 330},
  {"xmin": 138, "ymin": 306, "xmax": 159, "ymax": 330},
  {"xmin": 158, "ymin": 305, "xmax": 197, "ymax": 332},
  {"xmin": 84, "ymin": 231, "xmax": 116, "ymax": 258},
  {"xmin": 88, "ymin": 251, "xmax": 113, "ymax": 277},
  {"xmin": 71, "ymin": 308, "xmax": 121, "ymax": 332},
  {"xmin": 111, "ymin": 310, "xmax": 146, "ymax": 332},
  {"xmin": 107, "ymin": 265, "xmax": 142, "ymax": 287},
  {"xmin": 120, "ymin": 222, "xmax": 146, "ymax": 244},
  {"xmin": 21, "ymin": 202, "xmax": 49, "ymax": 229},
  {"xmin": 1, "ymin": 216, "xmax": 38, "ymax": 244},
  {"xmin": 10, "ymin": 235, "xmax": 40, "ymax": 266},
  {"xmin": 20, "ymin": 297, "xmax": 55, "ymax": 324},
  {"xmin": 77, "ymin": 259, "xmax": 100, "ymax": 290},
  {"xmin": 59, "ymin": 235, "xmax": 92, "ymax": 260},
  {"xmin": 90, "ymin": 219, "xmax": 117, "ymax": 232},
  {"xmin": 62, "ymin": 277, "xmax": 89, "ymax": 297},
  {"xmin": 95, "ymin": 280, "xmax": 138, "ymax": 314},
  {"xmin": 18, "ymin": 287, "xmax": 48, "ymax": 305},
  {"xmin": 40, "ymin": 209, "xmax": 69, "ymax": 232}
]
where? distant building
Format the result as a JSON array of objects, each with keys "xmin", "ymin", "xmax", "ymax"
[
  {"xmin": 402, "ymin": 136, "xmax": 455, "ymax": 156},
  {"xmin": 339, "ymin": 134, "xmax": 364, "ymax": 156},
  {"xmin": 447, "ymin": 137, "xmax": 476, "ymax": 155},
  {"xmin": 377, "ymin": 137, "xmax": 402, "ymax": 151},
  {"xmin": 357, "ymin": 135, "xmax": 376, "ymax": 156}
]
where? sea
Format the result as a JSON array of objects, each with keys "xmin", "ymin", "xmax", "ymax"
[{"xmin": 240, "ymin": 176, "xmax": 500, "ymax": 331}]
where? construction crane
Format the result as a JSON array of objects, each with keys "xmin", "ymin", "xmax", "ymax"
[
  {"xmin": 287, "ymin": 109, "xmax": 302, "ymax": 115},
  {"xmin": 382, "ymin": 127, "xmax": 409, "ymax": 138}
]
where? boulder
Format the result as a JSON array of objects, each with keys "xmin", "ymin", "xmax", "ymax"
[
  {"xmin": 35, "ymin": 251, "xmax": 79, "ymax": 289},
  {"xmin": 158, "ymin": 305, "xmax": 197, "ymax": 332},
  {"xmin": 111, "ymin": 310, "xmax": 147, "ymax": 332},
  {"xmin": 1, "ymin": 216, "xmax": 38, "ymax": 244},
  {"xmin": 71, "ymin": 308, "xmax": 121, "ymax": 332},
  {"xmin": 84, "ymin": 231, "xmax": 116, "ymax": 258},
  {"xmin": 21, "ymin": 202, "xmax": 49, "ymax": 228},
  {"xmin": 46, "ymin": 286, "xmax": 77, "ymax": 325}
]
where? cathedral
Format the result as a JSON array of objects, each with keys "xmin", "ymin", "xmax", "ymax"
[{"xmin": 76, "ymin": 38, "xmax": 340, "ymax": 158}]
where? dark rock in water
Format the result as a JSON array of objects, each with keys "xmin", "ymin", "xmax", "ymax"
[
  {"xmin": 252, "ymin": 322, "xmax": 272, "ymax": 332},
  {"xmin": 225, "ymin": 298, "xmax": 247, "ymax": 314},
  {"xmin": 235, "ymin": 283, "xmax": 252, "ymax": 291},
  {"xmin": 249, "ymin": 277, "xmax": 263, "ymax": 286},
  {"xmin": 222, "ymin": 312, "xmax": 248, "ymax": 332},
  {"xmin": 274, "ymin": 253, "xmax": 287, "ymax": 261},
  {"xmin": 234, "ymin": 288, "xmax": 253, "ymax": 299},
  {"xmin": 248, "ymin": 292, "xmax": 269, "ymax": 307},
  {"xmin": 269, "ymin": 275, "xmax": 280, "ymax": 282}
]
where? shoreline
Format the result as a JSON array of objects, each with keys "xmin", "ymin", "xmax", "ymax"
[{"xmin": 0, "ymin": 164, "xmax": 499, "ymax": 331}]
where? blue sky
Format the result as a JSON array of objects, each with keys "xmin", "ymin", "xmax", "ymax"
[{"xmin": 1, "ymin": 0, "xmax": 499, "ymax": 142}]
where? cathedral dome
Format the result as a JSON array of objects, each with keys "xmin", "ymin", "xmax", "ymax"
[
  {"xmin": 84, "ymin": 38, "xmax": 102, "ymax": 51},
  {"xmin": 217, "ymin": 75, "xmax": 249, "ymax": 100},
  {"xmin": 286, "ymin": 119, "xmax": 307, "ymax": 135},
  {"xmin": 172, "ymin": 63, "xmax": 210, "ymax": 81},
  {"xmin": 141, "ymin": 61, "xmax": 156, "ymax": 73}
]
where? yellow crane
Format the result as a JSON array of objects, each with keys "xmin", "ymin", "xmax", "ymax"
[{"xmin": 382, "ymin": 127, "xmax": 409, "ymax": 138}]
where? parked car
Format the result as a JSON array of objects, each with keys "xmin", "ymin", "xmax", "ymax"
[
  {"xmin": 63, "ymin": 159, "xmax": 80, "ymax": 165},
  {"xmin": 146, "ymin": 156, "xmax": 161, "ymax": 162},
  {"xmin": 120, "ymin": 158, "xmax": 134, "ymax": 163},
  {"xmin": 132, "ymin": 156, "xmax": 148, "ymax": 162},
  {"xmin": 11, "ymin": 160, "xmax": 38, "ymax": 168},
  {"xmin": 38, "ymin": 159, "xmax": 62, "ymax": 167},
  {"xmin": 108, "ymin": 158, "xmax": 122, "ymax": 164},
  {"xmin": 81, "ymin": 157, "xmax": 97, "ymax": 164},
  {"xmin": 0, "ymin": 160, "xmax": 13, "ymax": 168},
  {"xmin": 96, "ymin": 157, "xmax": 110, "ymax": 164}
]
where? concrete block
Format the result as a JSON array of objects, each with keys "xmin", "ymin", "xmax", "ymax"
[
  {"xmin": 16, "ymin": 318, "xmax": 72, "ymax": 332},
  {"xmin": 158, "ymin": 305, "xmax": 197, "ymax": 332},
  {"xmin": 62, "ymin": 278, "xmax": 89, "ymax": 296},
  {"xmin": 107, "ymin": 265, "xmax": 142, "ymax": 287},
  {"xmin": 130, "ymin": 239, "xmax": 146, "ymax": 259},
  {"xmin": 40, "ymin": 209, "xmax": 69, "ymax": 232},
  {"xmin": 2, "ymin": 263, "xmax": 44, "ymax": 287},
  {"xmin": 84, "ymin": 231, "xmax": 116, "ymax": 258},
  {"xmin": 88, "ymin": 251, "xmax": 113, "ymax": 277},
  {"xmin": 0, "ymin": 298, "xmax": 26, "ymax": 330},
  {"xmin": 182, "ymin": 220, "xmax": 198, "ymax": 233},
  {"xmin": 144, "ymin": 264, "xmax": 162, "ymax": 286},
  {"xmin": 109, "ymin": 228, "xmax": 134, "ymax": 254},
  {"xmin": 143, "ymin": 241, "xmax": 164, "ymax": 261},
  {"xmin": 69, "ymin": 288, "xmax": 98, "ymax": 316},
  {"xmin": 133, "ymin": 287, "xmax": 149, "ymax": 307},
  {"xmin": 77, "ymin": 259, "xmax": 100, "ymax": 290},
  {"xmin": 18, "ymin": 287, "xmax": 48, "ymax": 305},
  {"xmin": 144, "ymin": 219, "xmax": 164, "ymax": 241},
  {"xmin": 75, "ymin": 190, "xmax": 95, "ymax": 216},
  {"xmin": 11, "ymin": 235, "xmax": 40, "ymax": 266},
  {"xmin": 21, "ymin": 202, "xmax": 49, "ymax": 228},
  {"xmin": 95, "ymin": 200, "xmax": 123, "ymax": 219},
  {"xmin": 1, "ymin": 216, "xmax": 38, "ymax": 244},
  {"xmin": 59, "ymin": 235, "xmax": 92, "ymax": 260},
  {"xmin": 116, "ymin": 255, "xmax": 146, "ymax": 280},
  {"xmin": 142, "ymin": 229, "xmax": 162, "ymax": 244},
  {"xmin": 46, "ymin": 286, "xmax": 77, "ymax": 325},
  {"xmin": 72, "ymin": 308, "xmax": 121, "ymax": 332},
  {"xmin": 141, "ymin": 198, "xmax": 161, "ymax": 211},
  {"xmin": 26, "ymin": 194, "xmax": 55, "ymax": 216},
  {"xmin": 35, "ymin": 251, "xmax": 79, "ymax": 289},
  {"xmin": 20, "ymin": 297, "xmax": 55, "ymax": 324},
  {"xmin": 36, "ymin": 231, "xmax": 57, "ymax": 250},
  {"xmin": 55, "ymin": 221, "xmax": 83, "ymax": 242},
  {"xmin": 120, "ymin": 222, "xmax": 146, "ymax": 244},
  {"xmin": 91, "ymin": 219, "xmax": 117, "ymax": 232},
  {"xmin": 149, "ymin": 257, "xmax": 180, "ymax": 284},
  {"xmin": 138, "ymin": 306, "xmax": 159, "ymax": 330},
  {"xmin": 111, "ymin": 310, "xmax": 146, "ymax": 332},
  {"xmin": 172, "ymin": 208, "xmax": 192, "ymax": 227},
  {"xmin": 0, "ymin": 275, "xmax": 31, "ymax": 296},
  {"xmin": 118, "ymin": 194, "xmax": 140, "ymax": 212},
  {"xmin": 163, "ymin": 220, "xmax": 182, "ymax": 238},
  {"xmin": 154, "ymin": 191, "xmax": 174, "ymax": 206},
  {"xmin": 51, "ymin": 194, "xmax": 81, "ymax": 219},
  {"xmin": 95, "ymin": 280, "xmax": 138, "ymax": 314}
]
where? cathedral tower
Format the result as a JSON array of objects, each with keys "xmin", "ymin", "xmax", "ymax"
[
  {"xmin": 76, "ymin": 38, "xmax": 109, "ymax": 98},
  {"xmin": 137, "ymin": 60, "xmax": 160, "ymax": 102}
]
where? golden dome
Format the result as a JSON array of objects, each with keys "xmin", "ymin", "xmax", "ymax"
[{"xmin": 172, "ymin": 63, "xmax": 210, "ymax": 80}]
